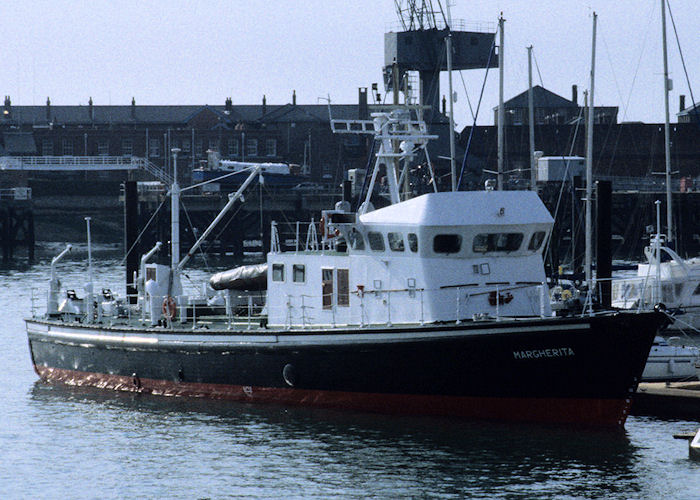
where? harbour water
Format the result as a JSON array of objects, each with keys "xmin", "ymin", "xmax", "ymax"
[{"xmin": 3, "ymin": 249, "xmax": 700, "ymax": 499}]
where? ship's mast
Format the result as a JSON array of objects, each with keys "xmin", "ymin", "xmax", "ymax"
[{"xmin": 661, "ymin": 0, "xmax": 673, "ymax": 244}]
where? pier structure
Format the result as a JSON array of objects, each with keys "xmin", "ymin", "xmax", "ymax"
[{"xmin": 0, "ymin": 187, "xmax": 34, "ymax": 261}]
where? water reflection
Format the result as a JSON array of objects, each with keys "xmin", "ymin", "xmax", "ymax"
[{"xmin": 28, "ymin": 381, "xmax": 643, "ymax": 498}]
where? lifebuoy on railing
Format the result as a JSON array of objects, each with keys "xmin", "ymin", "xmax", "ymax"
[{"xmin": 162, "ymin": 295, "xmax": 177, "ymax": 319}]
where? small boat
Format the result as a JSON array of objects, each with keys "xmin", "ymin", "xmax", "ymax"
[
  {"xmin": 642, "ymin": 336, "xmax": 700, "ymax": 381},
  {"xmin": 611, "ymin": 233, "xmax": 700, "ymax": 333}
]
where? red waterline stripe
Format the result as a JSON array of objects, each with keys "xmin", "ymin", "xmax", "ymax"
[{"xmin": 35, "ymin": 365, "xmax": 632, "ymax": 427}]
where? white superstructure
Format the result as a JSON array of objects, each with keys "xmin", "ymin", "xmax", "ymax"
[{"xmin": 266, "ymin": 190, "xmax": 553, "ymax": 328}]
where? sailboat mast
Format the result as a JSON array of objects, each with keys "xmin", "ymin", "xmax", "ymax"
[
  {"xmin": 497, "ymin": 14, "xmax": 505, "ymax": 191},
  {"xmin": 446, "ymin": 32, "xmax": 456, "ymax": 191},
  {"xmin": 585, "ymin": 12, "xmax": 597, "ymax": 288},
  {"xmin": 527, "ymin": 45, "xmax": 536, "ymax": 191},
  {"xmin": 661, "ymin": 0, "xmax": 673, "ymax": 244}
]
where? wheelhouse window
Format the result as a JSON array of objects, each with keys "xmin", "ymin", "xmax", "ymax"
[
  {"xmin": 293, "ymin": 264, "xmax": 305, "ymax": 283},
  {"xmin": 694, "ymin": 283, "xmax": 700, "ymax": 296},
  {"xmin": 528, "ymin": 231, "xmax": 546, "ymax": 251},
  {"xmin": 473, "ymin": 233, "xmax": 524, "ymax": 253},
  {"xmin": 433, "ymin": 234, "xmax": 461, "ymax": 254},
  {"xmin": 348, "ymin": 228, "xmax": 365, "ymax": 250},
  {"xmin": 408, "ymin": 233, "xmax": 418, "ymax": 252},
  {"xmin": 272, "ymin": 263, "xmax": 285, "ymax": 282},
  {"xmin": 368, "ymin": 232, "xmax": 385, "ymax": 252},
  {"xmin": 388, "ymin": 232, "xmax": 405, "ymax": 252}
]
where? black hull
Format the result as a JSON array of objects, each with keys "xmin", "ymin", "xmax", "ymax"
[{"xmin": 26, "ymin": 312, "xmax": 664, "ymax": 426}]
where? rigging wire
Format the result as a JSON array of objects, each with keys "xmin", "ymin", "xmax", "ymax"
[
  {"xmin": 667, "ymin": 0, "xmax": 700, "ymax": 125},
  {"xmin": 180, "ymin": 201, "xmax": 211, "ymax": 271},
  {"xmin": 457, "ymin": 39, "xmax": 496, "ymax": 189},
  {"xmin": 119, "ymin": 196, "xmax": 168, "ymax": 266}
]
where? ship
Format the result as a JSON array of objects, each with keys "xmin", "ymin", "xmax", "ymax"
[{"xmin": 25, "ymin": 108, "xmax": 665, "ymax": 427}]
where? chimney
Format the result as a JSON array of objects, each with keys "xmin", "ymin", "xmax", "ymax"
[
  {"xmin": 442, "ymin": 95, "xmax": 447, "ymax": 115},
  {"xmin": 572, "ymin": 85, "xmax": 578, "ymax": 105},
  {"xmin": 225, "ymin": 97, "xmax": 232, "ymax": 113},
  {"xmin": 262, "ymin": 95, "xmax": 267, "ymax": 116},
  {"xmin": 46, "ymin": 97, "xmax": 51, "ymax": 121},
  {"xmin": 131, "ymin": 97, "xmax": 136, "ymax": 118},
  {"xmin": 680, "ymin": 94, "xmax": 686, "ymax": 113},
  {"xmin": 358, "ymin": 88, "xmax": 368, "ymax": 119},
  {"xmin": 292, "ymin": 90, "xmax": 296, "ymax": 106},
  {"xmin": 3, "ymin": 95, "xmax": 10, "ymax": 117},
  {"xmin": 88, "ymin": 97, "xmax": 94, "ymax": 120}
]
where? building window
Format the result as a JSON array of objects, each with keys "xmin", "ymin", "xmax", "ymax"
[
  {"xmin": 121, "ymin": 138, "xmax": 133, "ymax": 156},
  {"xmin": 293, "ymin": 264, "xmax": 305, "ymax": 283},
  {"xmin": 97, "ymin": 138, "xmax": 109, "ymax": 156},
  {"xmin": 149, "ymin": 138, "xmax": 160, "ymax": 158},
  {"xmin": 181, "ymin": 138, "xmax": 191, "ymax": 154},
  {"xmin": 247, "ymin": 138, "xmax": 258, "ymax": 157},
  {"xmin": 195, "ymin": 139, "xmax": 204, "ymax": 157},
  {"xmin": 265, "ymin": 138, "xmax": 277, "ymax": 157},
  {"xmin": 42, "ymin": 139, "xmax": 53, "ymax": 156},
  {"xmin": 228, "ymin": 139, "xmax": 239, "ymax": 157},
  {"xmin": 272, "ymin": 263, "xmax": 284, "ymax": 282},
  {"xmin": 208, "ymin": 138, "xmax": 219, "ymax": 152},
  {"xmin": 62, "ymin": 139, "xmax": 73, "ymax": 156}
]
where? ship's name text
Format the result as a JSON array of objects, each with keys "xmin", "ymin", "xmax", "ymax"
[{"xmin": 513, "ymin": 347, "xmax": 575, "ymax": 360}]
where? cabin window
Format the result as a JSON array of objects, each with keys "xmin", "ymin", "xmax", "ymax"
[
  {"xmin": 272, "ymin": 263, "xmax": 285, "ymax": 282},
  {"xmin": 433, "ymin": 234, "xmax": 462, "ymax": 254},
  {"xmin": 693, "ymin": 283, "xmax": 700, "ymax": 296},
  {"xmin": 408, "ymin": 233, "xmax": 418, "ymax": 252},
  {"xmin": 388, "ymin": 232, "xmax": 405, "ymax": 252},
  {"xmin": 368, "ymin": 232, "xmax": 385, "ymax": 252},
  {"xmin": 293, "ymin": 264, "xmax": 305, "ymax": 283},
  {"xmin": 528, "ymin": 231, "xmax": 546, "ymax": 251},
  {"xmin": 348, "ymin": 228, "xmax": 365, "ymax": 250},
  {"xmin": 337, "ymin": 269, "xmax": 349, "ymax": 307},
  {"xmin": 322, "ymin": 268, "xmax": 334, "ymax": 310},
  {"xmin": 473, "ymin": 233, "xmax": 524, "ymax": 253}
]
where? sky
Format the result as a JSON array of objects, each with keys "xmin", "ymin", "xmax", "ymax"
[{"xmin": 1, "ymin": 1, "xmax": 698, "ymax": 128}]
